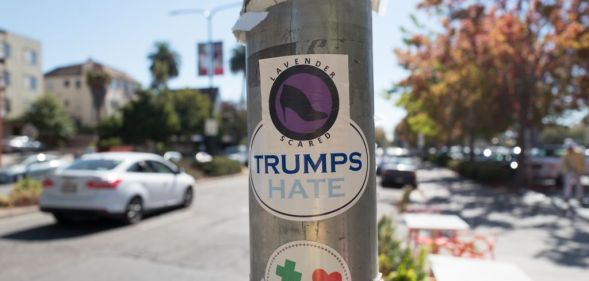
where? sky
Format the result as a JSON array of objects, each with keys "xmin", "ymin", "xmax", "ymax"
[{"xmin": 0, "ymin": 0, "xmax": 421, "ymax": 139}]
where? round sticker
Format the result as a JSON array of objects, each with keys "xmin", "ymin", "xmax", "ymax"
[
  {"xmin": 249, "ymin": 121, "xmax": 369, "ymax": 221},
  {"xmin": 269, "ymin": 65, "xmax": 339, "ymax": 141},
  {"xmin": 253, "ymin": 54, "xmax": 369, "ymax": 221},
  {"xmin": 265, "ymin": 241, "xmax": 351, "ymax": 281}
]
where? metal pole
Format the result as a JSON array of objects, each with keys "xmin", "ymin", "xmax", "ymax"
[
  {"xmin": 206, "ymin": 13, "xmax": 214, "ymax": 88},
  {"xmin": 244, "ymin": 0, "xmax": 377, "ymax": 280}
]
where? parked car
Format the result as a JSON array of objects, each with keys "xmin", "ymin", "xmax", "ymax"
[
  {"xmin": 39, "ymin": 152, "xmax": 196, "ymax": 224},
  {"xmin": 528, "ymin": 146, "xmax": 565, "ymax": 186},
  {"xmin": 377, "ymin": 147, "xmax": 410, "ymax": 175},
  {"xmin": 380, "ymin": 156, "xmax": 419, "ymax": 188},
  {"xmin": 0, "ymin": 153, "xmax": 66, "ymax": 183},
  {"xmin": 223, "ymin": 145, "xmax": 248, "ymax": 166},
  {"xmin": 2, "ymin": 136, "xmax": 45, "ymax": 153}
]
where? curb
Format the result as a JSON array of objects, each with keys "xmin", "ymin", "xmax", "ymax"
[{"xmin": 0, "ymin": 205, "xmax": 38, "ymax": 219}]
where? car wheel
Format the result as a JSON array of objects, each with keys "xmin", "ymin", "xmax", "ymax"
[
  {"xmin": 182, "ymin": 187, "xmax": 194, "ymax": 208},
  {"xmin": 123, "ymin": 197, "xmax": 143, "ymax": 225},
  {"xmin": 53, "ymin": 213, "xmax": 74, "ymax": 225},
  {"xmin": 555, "ymin": 175, "xmax": 563, "ymax": 188}
]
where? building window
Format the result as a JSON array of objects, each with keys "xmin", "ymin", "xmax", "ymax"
[
  {"xmin": 1, "ymin": 71, "xmax": 10, "ymax": 88},
  {"xmin": 0, "ymin": 43, "xmax": 10, "ymax": 59},
  {"xmin": 24, "ymin": 75, "xmax": 37, "ymax": 90},
  {"xmin": 64, "ymin": 79, "xmax": 70, "ymax": 87},
  {"xmin": 64, "ymin": 100, "xmax": 70, "ymax": 107},
  {"xmin": 75, "ymin": 80, "xmax": 81, "ymax": 89},
  {"xmin": 24, "ymin": 49, "xmax": 37, "ymax": 65},
  {"xmin": 3, "ymin": 98, "xmax": 11, "ymax": 116},
  {"xmin": 110, "ymin": 79, "xmax": 119, "ymax": 89}
]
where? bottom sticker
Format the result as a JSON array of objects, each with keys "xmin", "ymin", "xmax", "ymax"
[{"xmin": 265, "ymin": 241, "xmax": 351, "ymax": 281}]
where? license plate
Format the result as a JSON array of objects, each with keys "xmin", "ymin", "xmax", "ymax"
[
  {"xmin": 62, "ymin": 181, "xmax": 77, "ymax": 193},
  {"xmin": 394, "ymin": 177, "xmax": 404, "ymax": 183}
]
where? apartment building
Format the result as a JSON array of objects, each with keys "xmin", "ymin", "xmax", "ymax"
[
  {"xmin": 0, "ymin": 29, "xmax": 43, "ymax": 120},
  {"xmin": 45, "ymin": 59, "xmax": 140, "ymax": 126}
]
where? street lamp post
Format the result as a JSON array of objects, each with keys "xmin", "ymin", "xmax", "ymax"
[{"xmin": 170, "ymin": 2, "xmax": 242, "ymax": 88}]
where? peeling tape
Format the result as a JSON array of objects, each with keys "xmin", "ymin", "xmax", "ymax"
[{"xmin": 234, "ymin": 0, "xmax": 387, "ymax": 43}]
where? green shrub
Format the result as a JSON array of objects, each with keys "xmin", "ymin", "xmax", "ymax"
[
  {"xmin": 432, "ymin": 153, "xmax": 451, "ymax": 167},
  {"xmin": 98, "ymin": 137, "xmax": 123, "ymax": 148},
  {"xmin": 0, "ymin": 178, "xmax": 42, "ymax": 208},
  {"xmin": 447, "ymin": 159, "xmax": 461, "ymax": 172},
  {"xmin": 193, "ymin": 156, "xmax": 242, "ymax": 177},
  {"xmin": 453, "ymin": 160, "xmax": 515, "ymax": 184},
  {"xmin": 378, "ymin": 216, "xmax": 428, "ymax": 281}
]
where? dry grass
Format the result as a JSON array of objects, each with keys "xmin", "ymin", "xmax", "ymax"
[{"xmin": 0, "ymin": 178, "xmax": 42, "ymax": 208}]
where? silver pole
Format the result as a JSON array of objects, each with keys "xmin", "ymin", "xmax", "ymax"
[
  {"xmin": 206, "ymin": 13, "xmax": 214, "ymax": 88},
  {"xmin": 244, "ymin": 0, "xmax": 377, "ymax": 280}
]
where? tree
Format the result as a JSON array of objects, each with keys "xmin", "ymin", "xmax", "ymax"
[
  {"xmin": 219, "ymin": 101, "xmax": 247, "ymax": 146},
  {"xmin": 375, "ymin": 127, "xmax": 389, "ymax": 148},
  {"xmin": 164, "ymin": 89, "xmax": 211, "ymax": 135},
  {"xmin": 120, "ymin": 90, "xmax": 180, "ymax": 144},
  {"xmin": 395, "ymin": 0, "xmax": 589, "ymax": 172},
  {"xmin": 148, "ymin": 42, "xmax": 180, "ymax": 92},
  {"xmin": 86, "ymin": 65, "xmax": 111, "ymax": 125},
  {"xmin": 229, "ymin": 45, "xmax": 246, "ymax": 108},
  {"xmin": 22, "ymin": 95, "xmax": 75, "ymax": 146}
]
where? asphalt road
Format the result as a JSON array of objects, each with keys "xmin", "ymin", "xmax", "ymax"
[
  {"xmin": 0, "ymin": 175, "xmax": 250, "ymax": 281},
  {"xmin": 0, "ymin": 169, "xmax": 587, "ymax": 281}
]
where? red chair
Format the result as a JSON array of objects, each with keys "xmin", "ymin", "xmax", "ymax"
[{"xmin": 439, "ymin": 231, "xmax": 497, "ymax": 260}]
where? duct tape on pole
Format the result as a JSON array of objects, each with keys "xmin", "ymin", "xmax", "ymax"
[{"xmin": 236, "ymin": 0, "xmax": 379, "ymax": 280}]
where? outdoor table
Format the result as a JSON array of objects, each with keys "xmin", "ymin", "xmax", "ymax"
[
  {"xmin": 402, "ymin": 213, "xmax": 470, "ymax": 253},
  {"xmin": 429, "ymin": 255, "xmax": 534, "ymax": 281}
]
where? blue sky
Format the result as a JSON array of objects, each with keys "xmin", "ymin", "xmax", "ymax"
[{"xmin": 0, "ymin": 0, "xmax": 420, "ymax": 139}]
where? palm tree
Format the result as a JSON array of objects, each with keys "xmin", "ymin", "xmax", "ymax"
[
  {"xmin": 86, "ymin": 63, "xmax": 111, "ymax": 125},
  {"xmin": 148, "ymin": 42, "xmax": 180, "ymax": 92},
  {"xmin": 229, "ymin": 45, "xmax": 246, "ymax": 108}
]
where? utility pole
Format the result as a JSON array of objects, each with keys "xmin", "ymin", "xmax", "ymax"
[
  {"xmin": 0, "ymin": 58, "xmax": 4, "ymax": 167},
  {"xmin": 170, "ymin": 2, "xmax": 241, "ymax": 88},
  {"xmin": 241, "ymin": 1, "xmax": 377, "ymax": 280}
]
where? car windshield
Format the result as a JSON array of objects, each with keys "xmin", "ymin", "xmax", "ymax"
[{"xmin": 66, "ymin": 159, "xmax": 122, "ymax": 171}]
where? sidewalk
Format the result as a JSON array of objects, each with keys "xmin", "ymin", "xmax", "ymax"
[{"xmin": 392, "ymin": 168, "xmax": 589, "ymax": 281}]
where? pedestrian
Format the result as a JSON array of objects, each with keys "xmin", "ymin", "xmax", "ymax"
[{"xmin": 561, "ymin": 139, "xmax": 585, "ymax": 206}]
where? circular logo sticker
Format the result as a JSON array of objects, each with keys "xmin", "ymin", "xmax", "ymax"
[
  {"xmin": 269, "ymin": 65, "xmax": 339, "ymax": 141},
  {"xmin": 265, "ymin": 241, "xmax": 351, "ymax": 281},
  {"xmin": 249, "ymin": 121, "xmax": 369, "ymax": 221}
]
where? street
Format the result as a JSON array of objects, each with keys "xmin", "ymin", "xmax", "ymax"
[
  {"xmin": 0, "ymin": 169, "xmax": 588, "ymax": 281},
  {"xmin": 0, "ymin": 175, "xmax": 250, "ymax": 281}
]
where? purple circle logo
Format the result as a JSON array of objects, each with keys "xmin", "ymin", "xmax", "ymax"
[{"xmin": 269, "ymin": 65, "xmax": 339, "ymax": 140}]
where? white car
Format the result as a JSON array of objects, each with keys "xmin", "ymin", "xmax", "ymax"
[{"xmin": 40, "ymin": 152, "xmax": 195, "ymax": 224}]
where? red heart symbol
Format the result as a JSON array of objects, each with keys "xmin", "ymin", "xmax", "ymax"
[{"xmin": 312, "ymin": 269, "xmax": 342, "ymax": 281}]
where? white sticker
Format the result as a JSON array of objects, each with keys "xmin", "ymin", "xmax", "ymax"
[
  {"xmin": 250, "ymin": 54, "xmax": 369, "ymax": 221},
  {"xmin": 265, "ymin": 241, "xmax": 351, "ymax": 281}
]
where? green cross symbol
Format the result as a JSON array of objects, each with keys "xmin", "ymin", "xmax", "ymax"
[{"xmin": 276, "ymin": 259, "xmax": 302, "ymax": 281}]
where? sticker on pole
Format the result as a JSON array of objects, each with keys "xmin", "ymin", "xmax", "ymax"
[
  {"xmin": 265, "ymin": 241, "xmax": 351, "ymax": 281},
  {"xmin": 250, "ymin": 54, "xmax": 369, "ymax": 221}
]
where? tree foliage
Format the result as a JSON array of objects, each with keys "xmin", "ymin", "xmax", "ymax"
[
  {"xmin": 164, "ymin": 89, "xmax": 211, "ymax": 135},
  {"xmin": 219, "ymin": 102, "xmax": 247, "ymax": 145},
  {"xmin": 148, "ymin": 41, "xmax": 180, "ymax": 91},
  {"xmin": 229, "ymin": 45, "xmax": 246, "ymax": 74},
  {"xmin": 119, "ymin": 90, "xmax": 180, "ymax": 144},
  {"xmin": 395, "ymin": 0, "xmax": 589, "ymax": 163},
  {"xmin": 86, "ymin": 65, "xmax": 111, "ymax": 124},
  {"xmin": 22, "ymin": 95, "xmax": 75, "ymax": 145}
]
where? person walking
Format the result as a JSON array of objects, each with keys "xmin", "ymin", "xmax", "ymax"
[{"xmin": 561, "ymin": 139, "xmax": 585, "ymax": 206}]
